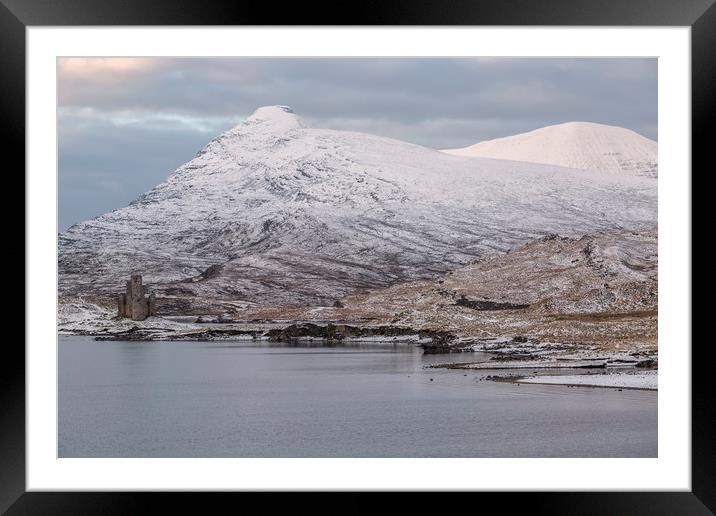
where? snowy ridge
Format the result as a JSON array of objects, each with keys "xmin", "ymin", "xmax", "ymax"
[
  {"xmin": 442, "ymin": 122, "xmax": 657, "ymax": 177},
  {"xmin": 59, "ymin": 106, "xmax": 657, "ymax": 312}
]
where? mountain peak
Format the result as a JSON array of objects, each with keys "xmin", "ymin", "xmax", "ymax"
[
  {"xmin": 249, "ymin": 105, "xmax": 295, "ymax": 118},
  {"xmin": 441, "ymin": 121, "xmax": 657, "ymax": 177},
  {"xmin": 536, "ymin": 121, "xmax": 644, "ymax": 136},
  {"xmin": 241, "ymin": 105, "xmax": 305, "ymax": 133}
]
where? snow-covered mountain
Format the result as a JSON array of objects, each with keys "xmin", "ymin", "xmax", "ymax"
[
  {"xmin": 441, "ymin": 122, "xmax": 658, "ymax": 177},
  {"xmin": 59, "ymin": 106, "xmax": 657, "ymax": 313}
]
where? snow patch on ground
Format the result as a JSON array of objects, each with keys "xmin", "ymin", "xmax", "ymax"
[
  {"xmin": 465, "ymin": 360, "xmax": 607, "ymax": 370},
  {"xmin": 517, "ymin": 371, "xmax": 657, "ymax": 390},
  {"xmin": 58, "ymin": 298, "xmax": 203, "ymax": 335}
]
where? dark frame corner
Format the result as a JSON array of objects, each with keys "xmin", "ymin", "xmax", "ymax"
[{"xmin": 5, "ymin": 0, "xmax": 710, "ymax": 513}]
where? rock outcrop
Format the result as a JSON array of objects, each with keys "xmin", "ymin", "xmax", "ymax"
[{"xmin": 118, "ymin": 274, "xmax": 155, "ymax": 321}]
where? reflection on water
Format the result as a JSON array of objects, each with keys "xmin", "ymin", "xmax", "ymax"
[{"xmin": 59, "ymin": 336, "xmax": 657, "ymax": 458}]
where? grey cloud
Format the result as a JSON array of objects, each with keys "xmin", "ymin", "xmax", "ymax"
[{"xmin": 59, "ymin": 114, "xmax": 230, "ymax": 230}]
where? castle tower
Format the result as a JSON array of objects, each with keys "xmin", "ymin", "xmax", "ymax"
[{"xmin": 117, "ymin": 273, "xmax": 155, "ymax": 320}]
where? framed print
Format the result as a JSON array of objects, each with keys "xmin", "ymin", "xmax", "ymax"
[{"xmin": 6, "ymin": 0, "xmax": 712, "ymax": 512}]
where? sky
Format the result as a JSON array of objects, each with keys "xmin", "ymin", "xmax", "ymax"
[{"xmin": 58, "ymin": 57, "xmax": 657, "ymax": 231}]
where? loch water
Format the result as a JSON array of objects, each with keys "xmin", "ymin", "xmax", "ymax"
[{"xmin": 59, "ymin": 336, "xmax": 657, "ymax": 457}]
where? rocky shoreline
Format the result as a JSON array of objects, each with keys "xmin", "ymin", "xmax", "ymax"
[
  {"xmin": 84, "ymin": 320, "xmax": 463, "ymax": 348},
  {"xmin": 61, "ymin": 315, "xmax": 657, "ymax": 391}
]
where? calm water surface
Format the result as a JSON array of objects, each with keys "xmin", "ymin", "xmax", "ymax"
[{"xmin": 59, "ymin": 336, "xmax": 657, "ymax": 457}]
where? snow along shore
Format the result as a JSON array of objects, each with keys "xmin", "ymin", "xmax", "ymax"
[{"xmin": 516, "ymin": 371, "xmax": 657, "ymax": 390}]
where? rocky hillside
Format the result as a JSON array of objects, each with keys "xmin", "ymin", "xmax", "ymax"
[
  {"xmin": 59, "ymin": 106, "xmax": 657, "ymax": 313},
  {"xmin": 250, "ymin": 228, "xmax": 657, "ymax": 350},
  {"xmin": 442, "ymin": 122, "xmax": 658, "ymax": 177}
]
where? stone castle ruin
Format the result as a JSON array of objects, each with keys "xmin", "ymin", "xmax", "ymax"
[{"xmin": 118, "ymin": 274, "xmax": 156, "ymax": 321}]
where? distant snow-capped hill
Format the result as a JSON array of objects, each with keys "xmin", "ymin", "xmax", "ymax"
[
  {"xmin": 59, "ymin": 106, "xmax": 657, "ymax": 313},
  {"xmin": 441, "ymin": 122, "xmax": 657, "ymax": 177}
]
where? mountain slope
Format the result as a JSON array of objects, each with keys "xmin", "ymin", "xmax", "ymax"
[
  {"xmin": 249, "ymin": 228, "xmax": 658, "ymax": 351},
  {"xmin": 59, "ymin": 106, "xmax": 657, "ymax": 314},
  {"xmin": 441, "ymin": 122, "xmax": 658, "ymax": 177}
]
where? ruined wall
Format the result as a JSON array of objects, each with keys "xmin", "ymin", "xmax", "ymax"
[{"xmin": 117, "ymin": 294, "xmax": 126, "ymax": 317}]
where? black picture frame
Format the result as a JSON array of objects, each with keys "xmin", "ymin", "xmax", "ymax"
[{"xmin": 4, "ymin": 0, "xmax": 710, "ymax": 513}]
